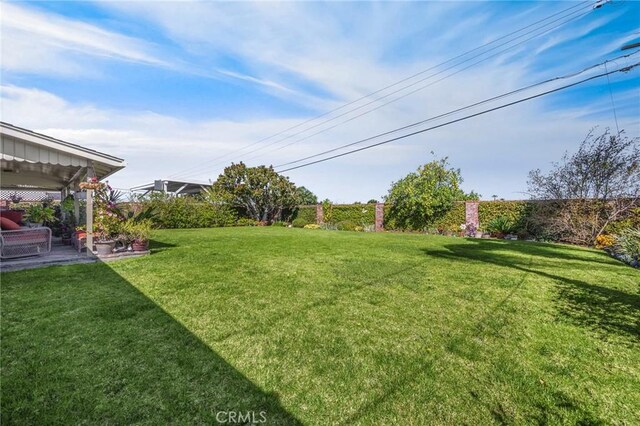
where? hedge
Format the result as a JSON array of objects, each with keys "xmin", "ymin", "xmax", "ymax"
[
  {"xmin": 430, "ymin": 202, "xmax": 466, "ymax": 232},
  {"xmin": 325, "ymin": 204, "xmax": 375, "ymax": 225},
  {"xmin": 294, "ymin": 206, "xmax": 317, "ymax": 224},
  {"xmin": 129, "ymin": 197, "xmax": 237, "ymax": 229}
]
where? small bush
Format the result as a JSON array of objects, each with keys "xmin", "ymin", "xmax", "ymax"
[
  {"xmin": 292, "ymin": 218, "xmax": 310, "ymax": 228},
  {"xmin": 486, "ymin": 216, "xmax": 515, "ymax": 237},
  {"xmin": 271, "ymin": 221, "xmax": 287, "ymax": 227},
  {"xmin": 303, "ymin": 224, "xmax": 320, "ymax": 229},
  {"xmin": 336, "ymin": 220, "xmax": 357, "ymax": 231},
  {"xmin": 236, "ymin": 218, "xmax": 259, "ymax": 227}
]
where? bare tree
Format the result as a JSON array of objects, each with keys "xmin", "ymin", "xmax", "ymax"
[{"xmin": 527, "ymin": 129, "xmax": 639, "ymax": 245}]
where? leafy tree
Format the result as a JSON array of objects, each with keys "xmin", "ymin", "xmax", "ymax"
[
  {"xmin": 385, "ymin": 157, "xmax": 472, "ymax": 230},
  {"xmin": 295, "ymin": 186, "xmax": 318, "ymax": 205},
  {"xmin": 209, "ymin": 162, "xmax": 299, "ymax": 223},
  {"xmin": 367, "ymin": 199, "xmax": 379, "ymax": 204},
  {"xmin": 527, "ymin": 129, "xmax": 639, "ymax": 244}
]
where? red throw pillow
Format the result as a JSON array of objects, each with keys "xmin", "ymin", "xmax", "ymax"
[{"xmin": 0, "ymin": 217, "xmax": 21, "ymax": 231}]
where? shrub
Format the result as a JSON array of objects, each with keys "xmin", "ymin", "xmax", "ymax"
[
  {"xmin": 303, "ymin": 224, "xmax": 320, "ymax": 229},
  {"xmin": 271, "ymin": 221, "xmax": 287, "ymax": 227},
  {"xmin": 486, "ymin": 216, "xmax": 515, "ymax": 237},
  {"xmin": 615, "ymin": 228, "xmax": 640, "ymax": 259},
  {"xmin": 293, "ymin": 206, "xmax": 317, "ymax": 224},
  {"xmin": 336, "ymin": 220, "xmax": 357, "ymax": 231},
  {"xmin": 236, "ymin": 218, "xmax": 259, "ymax": 227},
  {"xmin": 595, "ymin": 234, "xmax": 615, "ymax": 249},
  {"xmin": 292, "ymin": 218, "xmax": 310, "ymax": 228}
]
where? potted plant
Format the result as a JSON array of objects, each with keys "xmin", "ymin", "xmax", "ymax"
[
  {"xmin": 123, "ymin": 219, "xmax": 152, "ymax": 252},
  {"xmin": 94, "ymin": 232, "xmax": 116, "ymax": 256},
  {"xmin": 24, "ymin": 204, "xmax": 56, "ymax": 227}
]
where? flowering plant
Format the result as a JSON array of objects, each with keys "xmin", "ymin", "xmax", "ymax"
[
  {"xmin": 93, "ymin": 184, "xmax": 125, "ymax": 242},
  {"xmin": 465, "ymin": 224, "xmax": 477, "ymax": 237}
]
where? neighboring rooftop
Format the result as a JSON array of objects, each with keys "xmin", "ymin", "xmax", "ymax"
[{"xmin": 130, "ymin": 179, "xmax": 209, "ymax": 196}]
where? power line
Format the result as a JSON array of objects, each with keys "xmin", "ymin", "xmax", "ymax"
[
  {"xmin": 275, "ymin": 51, "xmax": 639, "ymax": 168},
  {"xmin": 222, "ymin": 4, "xmax": 594, "ymax": 168},
  {"xmin": 173, "ymin": 2, "xmax": 594, "ymax": 179},
  {"xmin": 167, "ymin": 1, "xmax": 595, "ymax": 180},
  {"xmin": 276, "ymin": 62, "xmax": 639, "ymax": 173}
]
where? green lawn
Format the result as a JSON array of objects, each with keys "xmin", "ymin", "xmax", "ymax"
[{"xmin": 2, "ymin": 227, "xmax": 639, "ymax": 424}]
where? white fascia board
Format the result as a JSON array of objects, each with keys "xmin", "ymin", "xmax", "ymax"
[{"xmin": 0, "ymin": 124, "xmax": 125, "ymax": 168}]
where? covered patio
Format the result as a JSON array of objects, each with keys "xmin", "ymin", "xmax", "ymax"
[{"xmin": 1, "ymin": 122, "xmax": 126, "ymax": 267}]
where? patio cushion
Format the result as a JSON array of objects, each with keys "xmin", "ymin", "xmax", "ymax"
[
  {"xmin": 2, "ymin": 232, "xmax": 49, "ymax": 245},
  {"xmin": 0, "ymin": 217, "xmax": 21, "ymax": 231},
  {"xmin": 0, "ymin": 210, "xmax": 23, "ymax": 225}
]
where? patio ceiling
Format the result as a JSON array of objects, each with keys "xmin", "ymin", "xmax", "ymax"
[{"xmin": 0, "ymin": 122, "xmax": 126, "ymax": 191}]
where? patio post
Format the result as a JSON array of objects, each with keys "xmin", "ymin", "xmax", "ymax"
[
  {"xmin": 74, "ymin": 191, "xmax": 80, "ymax": 224},
  {"xmin": 60, "ymin": 187, "xmax": 67, "ymax": 221},
  {"xmin": 86, "ymin": 189, "xmax": 94, "ymax": 256}
]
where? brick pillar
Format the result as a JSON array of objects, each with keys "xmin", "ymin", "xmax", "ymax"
[
  {"xmin": 465, "ymin": 201, "xmax": 479, "ymax": 230},
  {"xmin": 316, "ymin": 204, "xmax": 323, "ymax": 224},
  {"xmin": 375, "ymin": 203, "xmax": 384, "ymax": 232}
]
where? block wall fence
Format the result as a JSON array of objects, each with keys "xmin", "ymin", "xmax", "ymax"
[{"xmin": 297, "ymin": 201, "xmax": 481, "ymax": 232}]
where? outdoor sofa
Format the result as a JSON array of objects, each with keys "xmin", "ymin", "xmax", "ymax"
[{"xmin": 0, "ymin": 214, "xmax": 52, "ymax": 259}]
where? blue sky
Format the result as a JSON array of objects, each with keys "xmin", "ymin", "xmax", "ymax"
[{"xmin": 1, "ymin": 0, "xmax": 638, "ymax": 202}]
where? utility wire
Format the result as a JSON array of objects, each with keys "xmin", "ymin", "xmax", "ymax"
[
  {"xmin": 275, "ymin": 51, "xmax": 639, "ymax": 168},
  {"xmin": 176, "ymin": 4, "xmax": 594, "ymax": 180},
  {"xmin": 276, "ymin": 62, "xmax": 639, "ymax": 173},
  {"xmin": 221, "ymin": 4, "xmax": 594, "ymax": 168},
  {"xmin": 167, "ymin": 1, "xmax": 594, "ymax": 180},
  {"xmin": 173, "ymin": 2, "xmax": 593, "ymax": 179}
]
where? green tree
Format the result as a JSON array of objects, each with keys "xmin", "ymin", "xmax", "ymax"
[
  {"xmin": 210, "ymin": 162, "xmax": 299, "ymax": 223},
  {"xmin": 295, "ymin": 186, "xmax": 318, "ymax": 205},
  {"xmin": 385, "ymin": 158, "xmax": 472, "ymax": 230}
]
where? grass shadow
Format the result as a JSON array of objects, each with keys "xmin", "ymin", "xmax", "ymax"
[
  {"xmin": 422, "ymin": 239, "xmax": 640, "ymax": 344},
  {"xmin": 1, "ymin": 262, "xmax": 301, "ymax": 424},
  {"xmin": 148, "ymin": 239, "xmax": 177, "ymax": 254}
]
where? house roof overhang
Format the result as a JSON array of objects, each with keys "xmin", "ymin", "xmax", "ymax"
[{"xmin": 0, "ymin": 122, "xmax": 126, "ymax": 191}]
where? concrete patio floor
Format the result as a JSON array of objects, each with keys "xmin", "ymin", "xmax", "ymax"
[{"xmin": 1, "ymin": 239, "xmax": 96, "ymax": 272}]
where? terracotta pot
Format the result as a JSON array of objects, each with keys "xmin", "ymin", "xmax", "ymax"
[
  {"xmin": 132, "ymin": 240, "xmax": 149, "ymax": 252},
  {"xmin": 95, "ymin": 241, "xmax": 115, "ymax": 256}
]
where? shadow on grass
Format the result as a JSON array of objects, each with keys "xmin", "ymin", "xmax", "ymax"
[
  {"xmin": 1, "ymin": 262, "xmax": 301, "ymax": 425},
  {"xmin": 148, "ymin": 239, "xmax": 177, "ymax": 254},
  {"xmin": 422, "ymin": 239, "xmax": 640, "ymax": 344}
]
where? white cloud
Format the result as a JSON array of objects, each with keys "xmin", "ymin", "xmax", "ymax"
[
  {"xmin": 1, "ymin": 1, "xmax": 637, "ymax": 202},
  {"xmin": 0, "ymin": 2, "xmax": 169, "ymax": 75},
  {"xmin": 3, "ymin": 71, "xmax": 634, "ymax": 203}
]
